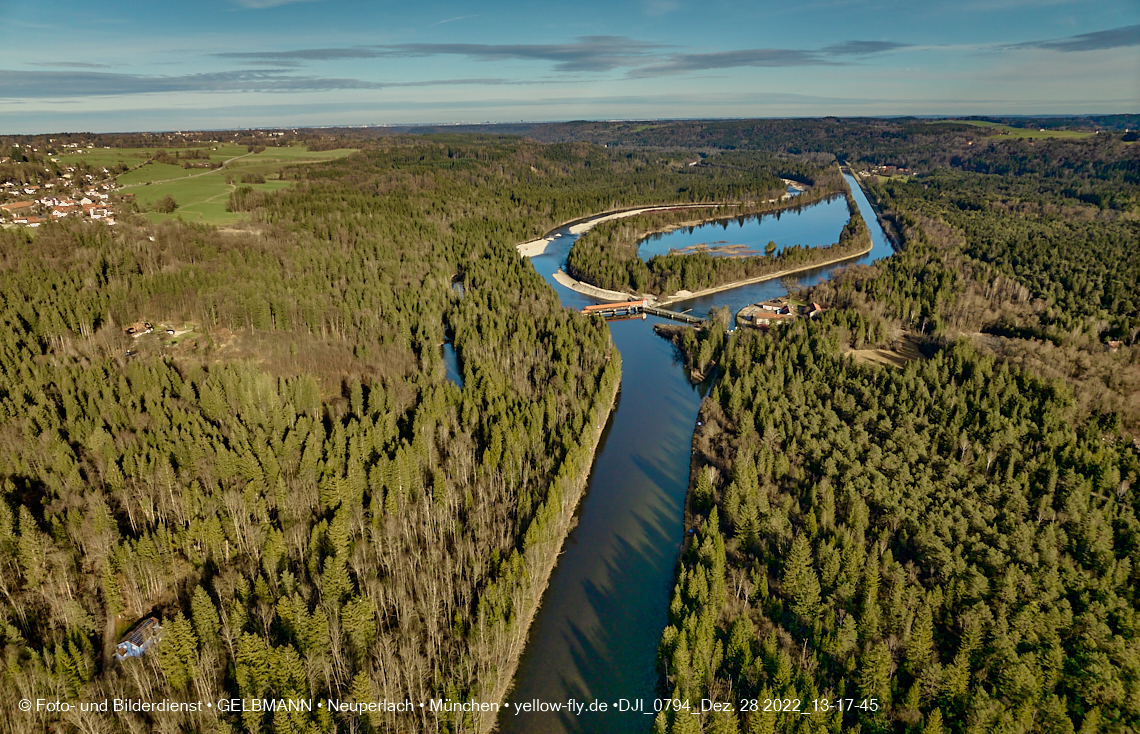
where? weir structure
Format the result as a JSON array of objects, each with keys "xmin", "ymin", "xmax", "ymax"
[{"xmin": 582, "ymin": 300, "xmax": 705, "ymax": 325}]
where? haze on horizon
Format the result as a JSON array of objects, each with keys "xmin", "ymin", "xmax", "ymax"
[{"xmin": 0, "ymin": 0, "xmax": 1136, "ymax": 134}]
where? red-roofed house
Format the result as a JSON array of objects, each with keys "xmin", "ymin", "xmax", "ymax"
[{"xmin": 1, "ymin": 200, "xmax": 35, "ymax": 214}]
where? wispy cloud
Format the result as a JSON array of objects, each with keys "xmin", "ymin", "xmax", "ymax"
[
  {"xmin": 217, "ymin": 36, "xmax": 911, "ymax": 77},
  {"xmin": 1007, "ymin": 23, "xmax": 1140, "ymax": 52},
  {"xmin": 231, "ymin": 0, "xmax": 323, "ymax": 8},
  {"xmin": 393, "ymin": 37, "xmax": 667, "ymax": 72},
  {"xmin": 630, "ymin": 49, "xmax": 834, "ymax": 77},
  {"xmin": 0, "ymin": 69, "xmax": 506, "ymax": 98},
  {"xmin": 431, "ymin": 14, "xmax": 477, "ymax": 27},
  {"xmin": 25, "ymin": 61, "xmax": 114, "ymax": 69},
  {"xmin": 821, "ymin": 41, "xmax": 911, "ymax": 56},
  {"xmin": 217, "ymin": 36, "xmax": 667, "ymax": 73},
  {"xmin": 215, "ymin": 48, "xmax": 391, "ymax": 67},
  {"xmin": 629, "ymin": 39, "xmax": 911, "ymax": 77}
]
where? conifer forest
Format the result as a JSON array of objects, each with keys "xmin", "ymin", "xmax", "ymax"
[{"xmin": 0, "ymin": 118, "xmax": 1137, "ymax": 734}]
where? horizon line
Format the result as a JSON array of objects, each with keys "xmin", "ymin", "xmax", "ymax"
[{"xmin": 2, "ymin": 112, "xmax": 1135, "ymax": 137}]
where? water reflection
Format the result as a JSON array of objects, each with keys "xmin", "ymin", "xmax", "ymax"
[
  {"xmin": 507, "ymin": 174, "xmax": 893, "ymax": 733},
  {"xmin": 667, "ymin": 173, "xmax": 896, "ymax": 318},
  {"xmin": 500, "ymin": 318, "xmax": 708, "ymax": 734},
  {"xmin": 637, "ymin": 195, "xmax": 849, "ymax": 261},
  {"xmin": 442, "ymin": 339, "xmax": 463, "ymax": 388}
]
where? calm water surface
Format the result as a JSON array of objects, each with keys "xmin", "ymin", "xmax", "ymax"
[
  {"xmin": 637, "ymin": 194, "xmax": 849, "ymax": 261},
  {"xmin": 504, "ymin": 173, "xmax": 891, "ymax": 733},
  {"xmin": 442, "ymin": 340, "xmax": 463, "ymax": 388},
  {"xmin": 669, "ymin": 172, "xmax": 895, "ymax": 318}
]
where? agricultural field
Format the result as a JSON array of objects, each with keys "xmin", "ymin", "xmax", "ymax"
[
  {"xmin": 951, "ymin": 119, "xmax": 1095, "ymax": 139},
  {"xmin": 108, "ymin": 145, "xmax": 356, "ymax": 225},
  {"xmin": 53, "ymin": 145, "xmax": 159, "ymax": 170},
  {"xmin": 59, "ymin": 143, "xmax": 257, "ymax": 177}
]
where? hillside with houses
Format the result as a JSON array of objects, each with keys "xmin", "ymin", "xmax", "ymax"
[{"xmin": 1, "ymin": 141, "xmax": 122, "ymax": 228}]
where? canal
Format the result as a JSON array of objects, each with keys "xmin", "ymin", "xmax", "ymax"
[{"xmin": 500, "ymin": 172, "xmax": 892, "ymax": 733}]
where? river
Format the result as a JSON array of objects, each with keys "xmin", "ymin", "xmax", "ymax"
[
  {"xmin": 636, "ymin": 193, "xmax": 849, "ymax": 262},
  {"xmin": 500, "ymin": 172, "xmax": 891, "ymax": 734}
]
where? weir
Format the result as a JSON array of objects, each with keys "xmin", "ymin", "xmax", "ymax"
[
  {"xmin": 643, "ymin": 306, "xmax": 705, "ymax": 325},
  {"xmin": 581, "ymin": 300, "xmax": 706, "ymax": 326}
]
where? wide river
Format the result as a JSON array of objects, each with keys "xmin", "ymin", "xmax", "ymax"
[{"xmin": 498, "ymin": 172, "xmax": 892, "ymax": 734}]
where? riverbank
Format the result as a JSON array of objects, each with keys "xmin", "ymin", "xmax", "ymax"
[
  {"xmin": 547, "ymin": 236, "xmax": 873, "ymax": 308},
  {"xmin": 559, "ymin": 180, "xmax": 861, "ymax": 299},
  {"xmin": 841, "ymin": 165, "xmax": 900, "ymax": 250},
  {"xmin": 546, "ymin": 168, "xmax": 879, "ymax": 310},
  {"xmin": 483, "ymin": 348, "xmax": 622, "ymax": 732},
  {"xmin": 552, "ymin": 268, "xmax": 637, "ymax": 301},
  {"xmin": 515, "ymin": 179, "xmax": 830, "ymax": 259},
  {"xmin": 573, "ymin": 185, "xmax": 837, "ymax": 255},
  {"xmin": 516, "ymin": 203, "xmax": 724, "ymax": 257},
  {"xmin": 654, "ymin": 239, "xmax": 873, "ymax": 306},
  {"xmin": 608, "ymin": 195, "xmax": 832, "ymax": 244}
]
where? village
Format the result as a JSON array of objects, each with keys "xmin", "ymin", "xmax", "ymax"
[
  {"xmin": 0, "ymin": 141, "xmax": 122, "ymax": 228},
  {"xmin": 0, "ymin": 189, "xmax": 119, "ymax": 227}
]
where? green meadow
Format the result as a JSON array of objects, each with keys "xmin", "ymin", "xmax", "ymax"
[
  {"xmin": 107, "ymin": 145, "xmax": 357, "ymax": 225},
  {"xmin": 952, "ymin": 120, "xmax": 1095, "ymax": 140},
  {"xmin": 54, "ymin": 146, "xmax": 157, "ymax": 170}
]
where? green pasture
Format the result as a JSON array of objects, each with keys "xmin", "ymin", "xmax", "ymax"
[
  {"xmin": 117, "ymin": 162, "xmax": 194, "ymax": 186},
  {"xmin": 132, "ymin": 177, "xmax": 292, "ymax": 226},
  {"xmin": 115, "ymin": 146, "xmax": 356, "ymax": 225},
  {"xmin": 54, "ymin": 146, "xmax": 155, "ymax": 169},
  {"xmin": 948, "ymin": 120, "xmax": 1094, "ymax": 140},
  {"xmin": 55, "ymin": 143, "xmax": 244, "ymax": 172}
]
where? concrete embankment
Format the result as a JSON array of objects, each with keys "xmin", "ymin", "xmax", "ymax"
[
  {"xmin": 548, "ymin": 240, "xmax": 873, "ymax": 309},
  {"xmin": 654, "ymin": 241, "xmax": 873, "ymax": 307},
  {"xmin": 552, "ymin": 269, "xmax": 637, "ymax": 302},
  {"xmin": 515, "ymin": 203, "xmax": 721, "ymax": 256},
  {"xmin": 543, "ymin": 169, "xmax": 871, "ymax": 309},
  {"xmin": 840, "ymin": 165, "xmax": 900, "ymax": 250}
]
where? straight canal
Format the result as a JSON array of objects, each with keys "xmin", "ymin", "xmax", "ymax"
[{"xmin": 499, "ymin": 172, "xmax": 893, "ymax": 733}]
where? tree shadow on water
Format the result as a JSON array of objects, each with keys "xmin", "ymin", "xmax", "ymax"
[{"xmin": 554, "ymin": 503, "xmax": 684, "ymax": 734}]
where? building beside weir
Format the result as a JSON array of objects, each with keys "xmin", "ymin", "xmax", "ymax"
[{"xmin": 736, "ymin": 298, "xmax": 826, "ymax": 328}]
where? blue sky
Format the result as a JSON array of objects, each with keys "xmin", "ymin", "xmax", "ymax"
[{"xmin": 0, "ymin": 0, "xmax": 1136, "ymax": 133}]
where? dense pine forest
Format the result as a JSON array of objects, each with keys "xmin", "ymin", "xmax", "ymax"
[
  {"xmin": 0, "ymin": 136, "xmax": 783, "ymax": 734},
  {"xmin": 650, "ymin": 124, "xmax": 1140, "ymax": 733},
  {"xmin": 659, "ymin": 320, "xmax": 1139, "ymax": 734},
  {"xmin": 810, "ymin": 138, "xmax": 1140, "ymax": 433},
  {"xmin": 2, "ymin": 119, "xmax": 1138, "ymax": 734}
]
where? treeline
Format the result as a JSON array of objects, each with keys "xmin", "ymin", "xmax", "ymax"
[
  {"xmin": 804, "ymin": 136, "xmax": 1140, "ymax": 431},
  {"xmin": 523, "ymin": 119, "xmax": 1140, "ymax": 192},
  {"xmin": 861, "ymin": 173, "xmax": 1140, "ymax": 338},
  {"xmin": 0, "ymin": 134, "xmax": 754, "ymax": 733},
  {"xmin": 567, "ymin": 187, "xmax": 868, "ymax": 297},
  {"xmin": 654, "ymin": 316, "xmax": 1140, "ymax": 734},
  {"xmin": 957, "ymin": 115, "xmax": 1140, "ymax": 132},
  {"xmin": 152, "ymin": 149, "xmax": 222, "ymax": 169},
  {"xmin": 248, "ymin": 137, "xmax": 801, "ymax": 236}
]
